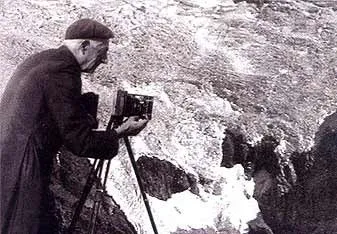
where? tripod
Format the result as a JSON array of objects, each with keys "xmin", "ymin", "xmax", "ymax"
[{"xmin": 67, "ymin": 116, "xmax": 159, "ymax": 234}]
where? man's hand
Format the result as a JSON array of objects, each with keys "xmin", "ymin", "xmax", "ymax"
[{"xmin": 115, "ymin": 116, "xmax": 149, "ymax": 137}]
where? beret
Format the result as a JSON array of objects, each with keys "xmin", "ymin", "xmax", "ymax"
[{"xmin": 65, "ymin": 18, "xmax": 114, "ymax": 40}]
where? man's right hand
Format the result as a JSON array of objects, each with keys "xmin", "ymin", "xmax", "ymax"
[{"xmin": 114, "ymin": 116, "xmax": 149, "ymax": 137}]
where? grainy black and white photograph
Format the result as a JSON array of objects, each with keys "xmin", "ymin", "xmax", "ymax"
[{"xmin": 1, "ymin": 0, "xmax": 337, "ymax": 233}]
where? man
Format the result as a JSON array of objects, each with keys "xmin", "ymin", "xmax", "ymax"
[{"xmin": 0, "ymin": 18, "xmax": 148, "ymax": 234}]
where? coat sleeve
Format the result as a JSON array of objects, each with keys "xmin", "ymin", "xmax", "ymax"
[{"xmin": 43, "ymin": 70, "xmax": 119, "ymax": 159}]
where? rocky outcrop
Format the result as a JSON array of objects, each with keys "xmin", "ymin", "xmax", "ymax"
[
  {"xmin": 221, "ymin": 127, "xmax": 286, "ymax": 182},
  {"xmin": 50, "ymin": 149, "xmax": 137, "ymax": 234},
  {"xmin": 174, "ymin": 227, "xmax": 240, "ymax": 234},
  {"xmin": 247, "ymin": 213, "xmax": 274, "ymax": 234},
  {"xmin": 136, "ymin": 156, "xmax": 198, "ymax": 200},
  {"xmin": 221, "ymin": 111, "xmax": 337, "ymax": 233},
  {"xmin": 233, "ymin": 0, "xmax": 269, "ymax": 8}
]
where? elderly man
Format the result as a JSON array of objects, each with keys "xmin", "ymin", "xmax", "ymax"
[{"xmin": 0, "ymin": 18, "xmax": 148, "ymax": 234}]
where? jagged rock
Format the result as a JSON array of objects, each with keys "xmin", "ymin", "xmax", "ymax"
[
  {"xmin": 174, "ymin": 227, "xmax": 240, "ymax": 234},
  {"xmin": 247, "ymin": 212, "xmax": 274, "ymax": 234},
  {"xmin": 221, "ymin": 118, "xmax": 337, "ymax": 233},
  {"xmin": 296, "ymin": 111, "xmax": 337, "ymax": 230},
  {"xmin": 233, "ymin": 0, "xmax": 268, "ymax": 8},
  {"xmin": 136, "ymin": 156, "xmax": 198, "ymax": 200},
  {"xmin": 221, "ymin": 128, "xmax": 282, "ymax": 180},
  {"xmin": 220, "ymin": 129, "xmax": 290, "ymax": 232},
  {"xmin": 221, "ymin": 127, "xmax": 250, "ymax": 169},
  {"xmin": 50, "ymin": 149, "xmax": 137, "ymax": 234}
]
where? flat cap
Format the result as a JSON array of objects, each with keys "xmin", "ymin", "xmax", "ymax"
[{"xmin": 65, "ymin": 18, "xmax": 114, "ymax": 40}]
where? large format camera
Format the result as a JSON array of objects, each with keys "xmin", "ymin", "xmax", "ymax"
[
  {"xmin": 112, "ymin": 90, "xmax": 154, "ymax": 120},
  {"xmin": 69, "ymin": 90, "xmax": 155, "ymax": 234}
]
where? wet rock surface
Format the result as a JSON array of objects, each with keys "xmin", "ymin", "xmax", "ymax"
[{"xmin": 50, "ymin": 149, "xmax": 137, "ymax": 234}]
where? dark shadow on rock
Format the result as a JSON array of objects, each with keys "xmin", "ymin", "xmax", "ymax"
[
  {"xmin": 247, "ymin": 212, "xmax": 274, "ymax": 234},
  {"xmin": 136, "ymin": 156, "xmax": 199, "ymax": 201},
  {"xmin": 221, "ymin": 127, "xmax": 280, "ymax": 179},
  {"xmin": 233, "ymin": 0, "xmax": 269, "ymax": 8},
  {"xmin": 220, "ymin": 111, "xmax": 337, "ymax": 234},
  {"xmin": 50, "ymin": 148, "xmax": 137, "ymax": 234},
  {"xmin": 220, "ymin": 126, "xmax": 250, "ymax": 169}
]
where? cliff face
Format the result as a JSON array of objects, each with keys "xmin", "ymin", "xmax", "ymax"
[
  {"xmin": 221, "ymin": 110, "xmax": 337, "ymax": 234},
  {"xmin": 1, "ymin": 0, "xmax": 337, "ymax": 233}
]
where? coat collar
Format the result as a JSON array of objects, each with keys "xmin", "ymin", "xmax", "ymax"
[{"xmin": 57, "ymin": 45, "xmax": 81, "ymax": 72}]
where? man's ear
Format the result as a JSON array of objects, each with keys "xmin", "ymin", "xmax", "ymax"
[{"xmin": 80, "ymin": 40, "xmax": 90, "ymax": 55}]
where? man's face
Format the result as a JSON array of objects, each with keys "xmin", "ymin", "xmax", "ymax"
[{"xmin": 81, "ymin": 39, "xmax": 109, "ymax": 73}]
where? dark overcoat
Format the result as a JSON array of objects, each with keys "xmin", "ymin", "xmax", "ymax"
[{"xmin": 0, "ymin": 46, "xmax": 119, "ymax": 234}]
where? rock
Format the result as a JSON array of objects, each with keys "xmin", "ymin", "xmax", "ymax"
[
  {"xmin": 220, "ymin": 115, "xmax": 337, "ymax": 233},
  {"xmin": 221, "ymin": 127, "xmax": 251, "ymax": 168},
  {"xmin": 248, "ymin": 212, "xmax": 274, "ymax": 234},
  {"xmin": 253, "ymin": 169, "xmax": 273, "ymax": 202},
  {"xmin": 233, "ymin": 0, "xmax": 268, "ymax": 8},
  {"xmin": 174, "ymin": 227, "xmax": 240, "ymax": 234},
  {"xmin": 50, "ymin": 149, "xmax": 137, "ymax": 234},
  {"xmin": 136, "ymin": 156, "xmax": 198, "ymax": 200},
  {"xmin": 296, "ymin": 111, "xmax": 337, "ymax": 230}
]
